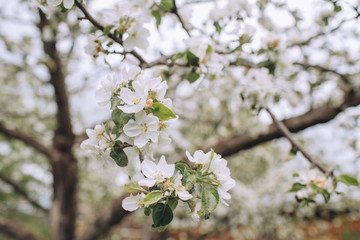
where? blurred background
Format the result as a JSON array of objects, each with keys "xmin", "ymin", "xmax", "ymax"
[{"xmin": 0, "ymin": 0, "xmax": 360, "ymax": 239}]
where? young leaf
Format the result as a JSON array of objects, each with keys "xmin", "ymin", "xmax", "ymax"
[
  {"xmin": 186, "ymin": 68, "xmax": 200, "ymax": 83},
  {"xmin": 186, "ymin": 51, "xmax": 200, "ymax": 67},
  {"xmin": 158, "ymin": 225, "xmax": 168, "ymax": 232},
  {"xmin": 141, "ymin": 191, "xmax": 163, "ymax": 205},
  {"xmin": 103, "ymin": 25, "xmax": 114, "ymax": 36},
  {"xmin": 124, "ymin": 181, "xmax": 147, "ymax": 193},
  {"xmin": 202, "ymin": 188, "xmax": 219, "ymax": 219},
  {"xmin": 152, "ymin": 203, "xmax": 173, "ymax": 227},
  {"xmin": 110, "ymin": 145, "xmax": 128, "ymax": 167},
  {"xmin": 112, "ymin": 109, "xmax": 134, "ymax": 128},
  {"xmin": 289, "ymin": 182, "xmax": 306, "ymax": 192},
  {"xmin": 336, "ymin": 174, "xmax": 359, "ymax": 186},
  {"xmin": 151, "ymin": 10, "xmax": 162, "ymax": 29},
  {"xmin": 167, "ymin": 198, "xmax": 178, "ymax": 211},
  {"xmin": 175, "ymin": 161, "xmax": 192, "ymax": 173},
  {"xmin": 144, "ymin": 207, "xmax": 152, "ymax": 216},
  {"xmin": 160, "ymin": 0, "xmax": 174, "ymax": 11},
  {"xmin": 151, "ymin": 102, "xmax": 176, "ymax": 121},
  {"xmin": 110, "ymin": 95, "xmax": 121, "ymax": 111}
]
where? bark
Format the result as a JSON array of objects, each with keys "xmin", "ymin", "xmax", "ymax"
[
  {"xmin": 77, "ymin": 194, "xmax": 130, "ymax": 240},
  {"xmin": 0, "ymin": 217, "xmax": 45, "ymax": 240},
  {"xmin": 0, "ymin": 173, "xmax": 48, "ymax": 213},
  {"xmin": 38, "ymin": 10, "xmax": 78, "ymax": 240},
  {"xmin": 207, "ymin": 89, "xmax": 360, "ymax": 158}
]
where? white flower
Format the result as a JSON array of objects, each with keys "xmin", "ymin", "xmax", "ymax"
[
  {"xmin": 137, "ymin": 75, "xmax": 168, "ymax": 102},
  {"xmin": 96, "ymin": 74, "xmax": 118, "ymax": 106},
  {"xmin": 80, "ymin": 125, "xmax": 114, "ymax": 164},
  {"xmin": 209, "ymin": 154, "xmax": 231, "ymax": 182},
  {"xmin": 138, "ymin": 156, "xmax": 175, "ymax": 187},
  {"xmin": 191, "ymin": 201, "xmax": 202, "ymax": 220},
  {"xmin": 122, "ymin": 193, "xmax": 145, "ymax": 211},
  {"xmin": 123, "ymin": 111, "xmax": 159, "ymax": 148},
  {"xmin": 84, "ymin": 35, "xmax": 102, "ymax": 58},
  {"xmin": 186, "ymin": 150, "xmax": 211, "ymax": 165},
  {"xmin": 120, "ymin": 65, "xmax": 141, "ymax": 86},
  {"xmin": 47, "ymin": 0, "xmax": 74, "ymax": 9},
  {"xmin": 174, "ymin": 174, "xmax": 193, "ymax": 201},
  {"xmin": 123, "ymin": 23, "xmax": 150, "ymax": 51},
  {"xmin": 118, "ymin": 80, "xmax": 148, "ymax": 113},
  {"xmin": 217, "ymin": 178, "xmax": 235, "ymax": 206}
]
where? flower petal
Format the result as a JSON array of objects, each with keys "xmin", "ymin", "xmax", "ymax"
[
  {"xmin": 122, "ymin": 196, "xmax": 139, "ymax": 211},
  {"xmin": 123, "ymin": 120, "xmax": 141, "ymax": 137},
  {"xmin": 141, "ymin": 159, "xmax": 157, "ymax": 179},
  {"xmin": 138, "ymin": 178, "xmax": 156, "ymax": 187}
]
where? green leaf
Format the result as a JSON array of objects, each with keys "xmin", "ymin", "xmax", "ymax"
[
  {"xmin": 152, "ymin": 203, "xmax": 173, "ymax": 227},
  {"xmin": 167, "ymin": 198, "xmax": 178, "ymax": 211},
  {"xmin": 186, "ymin": 68, "xmax": 200, "ymax": 83},
  {"xmin": 289, "ymin": 182, "xmax": 306, "ymax": 192},
  {"xmin": 175, "ymin": 161, "xmax": 192, "ymax": 173},
  {"xmin": 214, "ymin": 21, "xmax": 222, "ymax": 34},
  {"xmin": 186, "ymin": 51, "xmax": 200, "ymax": 67},
  {"xmin": 144, "ymin": 207, "xmax": 152, "ymax": 216},
  {"xmin": 112, "ymin": 109, "xmax": 134, "ymax": 128},
  {"xmin": 202, "ymin": 188, "xmax": 219, "ymax": 219},
  {"xmin": 257, "ymin": 60, "xmax": 276, "ymax": 75},
  {"xmin": 152, "ymin": 10, "xmax": 162, "ymax": 29},
  {"xmin": 320, "ymin": 188, "xmax": 330, "ymax": 203},
  {"xmin": 124, "ymin": 181, "xmax": 146, "ymax": 193},
  {"xmin": 158, "ymin": 225, "xmax": 168, "ymax": 232},
  {"xmin": 206, "ymin": 45, "xmax": 213, "ymax": 54},
  {"xmin": 110, "ymin": 95, "xmax": 121, "ymax": 111},
  {"xmin": 151, "ymin": 102, "xmax": 176, "ymax": 121},
  {"xmin": 103, "ymin": 25, "xmax": 114, "ymax": 36},
  {"xmin": 337, "ymin": 174, "xmax": 359, "ymax": 186},
  {"xmin": 159, "ymin": 0, "xmax": 174, "ymax": 11},
  {"xmin": 141, "ymin": 191, "xmax": 163, "ymax": 205},
  {"xmin": 110, "ymin": 145, "xmax": 128, "ymax": 167}
]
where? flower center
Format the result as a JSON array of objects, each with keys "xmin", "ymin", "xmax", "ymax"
[
  {"xmin": 141, "ymin": 124, "xmax": 147, "ymax": 133},
  {"xmin": 154, "ymin": 171, "xmax": 164, "ymax": 181},
  {"xmin": 133, "ymin": 98, "xmax": 140, "ymax": 104},
  {"xmin": 145, "ymin": 99, "xmax": 153, "ymax": 108}
]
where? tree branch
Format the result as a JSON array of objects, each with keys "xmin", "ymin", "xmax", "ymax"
[
  {"xmin": 265, "ymin": 108, "xmax": 333, "ymax": 176},
  {"xmin": 171, "ymin": 0, "xmax": 191, "ymax": 37},
  {"xmin": 77, "ymin": 194, "xmax": 130, "ymax": 240},
  {"xmin": 0, "ymin": 217, "xmax": 45, "ymax": 240},
  {"xmin": 0, "ymin": 122, "xmax": 54, "ymax": 159},
  {"xmin": 0, "ymin": 173, "xmax": 49, "ymax": 213},
  {"xmin": 74, "ymin": 0, "xmax": 147, "ymax": 66},
  {"xmin": 207, "ymin": 88, "xmax": 360, "ymax": 158}
]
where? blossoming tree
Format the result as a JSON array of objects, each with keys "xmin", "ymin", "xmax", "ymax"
[{"xmin": 0, "ymin": 0, "xmax": 360, "ymax": 239}]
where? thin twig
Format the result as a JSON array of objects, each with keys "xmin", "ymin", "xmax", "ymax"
[
  {"xmin": 0, "ymin": 173, "xmax": 49, "ymax": 213},
  {"xmin": 265, "ymin": 108, "xmax": 333, "ymax": 176},
  {"xmin": 74, "ymin": 0, "xmax": 147, "ymax": 66},
  {"xmin": 172, "ymin": 0, "xmax": 191, "ymax": 37}
]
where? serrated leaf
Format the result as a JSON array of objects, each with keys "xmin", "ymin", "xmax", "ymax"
[
  {"xmin": 186, "ymin": 51, "xmax": 199, "ymax": 67},
  {"xmin": 110, "ymin": 145, "xmax": 128, "ymax": 167},
  {"xmin": 124, "ymin": 181, "xmax": 146, "ymax": 193},
  {"xmin": 202, "ymin": 188, "xmax": 219, "ymax": 218},
  {"xmin": 152, "ymin": 203, "xmax": 173, "ymax": 227},
  {"xmin": 289, "ymin": 182, "xmax": 306, "ymax": 192},
  {"xmin": 141, "ymin": 191, "xmax": 163, "ymax": 205},
  {"xmin": 337, "ymin": 174, "xmax": 359, "ymax": 186},
  {"xmin": 186, "ymin": 68, "xmax": 200, "ymax": 83},
  {"xmin": 151, "ymin": 102, "xmax": 176, "ymax": 121}
]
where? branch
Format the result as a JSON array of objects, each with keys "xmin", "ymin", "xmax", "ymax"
[
  {"xmin": 38, "ymin": 10, "xmax": 74, "ymax": 151},
  {"xmin": 207, "ymin": 88, "xmax": 360, "ymax": 158},
  {"xmin": 265, "ymin": 108, "xmax": 333, "ymax": 176},
  {"xmin": 171, "ymin": 0, "xmax": 191, "ymax": 37},
  {"xmin": 0, "ymin": 122, "xmax": 54, "ymax": 159},
  {"xmin": 74, "ymin": 0, "xmax": 147, "ymax": 66},
  {"xmin": 77, "ymin": 194, "xmax": 130, "ymax": 240},
  {"xmin": 0, "ymin": 217, "xmax": 45, "ymax": 240},
  {"xmin": 0, "ymin": 173, "xmax": 49, "ymax": 213}
]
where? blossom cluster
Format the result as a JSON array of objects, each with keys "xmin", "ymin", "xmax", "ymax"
[
  {"xmin": 289, "ymin": 170, "xmax": 333, "ymax": 205},
  {"xmin": 81, "ymin": 66, "xmax": 176, "ymax": 164},
  {"xmin": 122, "ymin": 149, "xmax": 235, "ymax": 229}
]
